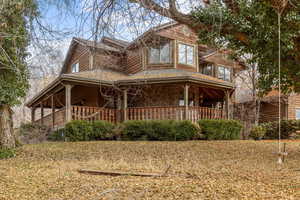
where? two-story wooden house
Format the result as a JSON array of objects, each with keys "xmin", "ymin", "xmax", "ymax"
[{"xmin": 26, "ymin": 22, "xmax": 245, "ymax": 129}]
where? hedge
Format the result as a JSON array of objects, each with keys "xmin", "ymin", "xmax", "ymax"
[
  {"xmin": 261, "ymin": 120, "xmax": 300, "ymax": 139},
  {"xmin": 53, "ymin": 120, "xmax": 116, "ymax": 142},
  {"xmin": 198, "ymin": 119, "xmax": 243, "ymax": 140},
  {"xmin": 48, "ymin": 119, "xmax": 245, "ymax": 142},
  {"xmin": 121, "ymin": 120, "xmax": 200, "ymax": 141}
]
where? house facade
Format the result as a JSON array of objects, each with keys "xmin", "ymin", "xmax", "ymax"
[{"xmin": 26, "ymin": 22, "xmax": 245, "ymax": 129}]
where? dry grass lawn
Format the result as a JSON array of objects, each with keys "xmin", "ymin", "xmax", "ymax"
[{"xmin": 0, "ymin": 140, "xmax": 300, "ymax": 200}]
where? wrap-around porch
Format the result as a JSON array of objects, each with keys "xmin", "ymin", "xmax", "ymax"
[{"xmin": 30, "ymin": 81, "xmax": 233, "ymax": 129}]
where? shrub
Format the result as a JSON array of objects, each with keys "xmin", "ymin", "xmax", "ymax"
[
  {"xmin": 18, "ymin": 123, "xmax": 50, "ymax": 144},
  {"xmin": 63, "ymin": 120, "xmax": 115, "ymax": 141},
  {"xmin": 262, "ymin": 120, "xmax": 300, "ymax": 139},
  {"xmin": 64, "ymin": 120, "xmax": 93, "ymax": 141},
  {"xmin": 249, "ymin": 125, "xmax": 266, "ymax": 140},
  {"xmin": 0, "ymin": 148, "xmax": 16, "ymax": 159},
  {"xmin": 198, "ymin": 119, "xmax": 243, "ymax": 140},
  {"xmin": 121, "ymin": 120, "xmax": 153, "ymax": 141},
  {"xmin": 90, "ymin": 120, "xmax": 115, "ymax": 140},
  {"xmin": 48, "ymin": 128, "xmax": 66, "ymax": 141},
  {"xmin": 121, "ymin": 120, "xmax": 200, "ymax": 141}
]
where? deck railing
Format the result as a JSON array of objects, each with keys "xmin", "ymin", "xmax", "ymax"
[
  {"xmin": 127, "ymin": 106, "xmax": 224, "ymax": 123},
  {"xmin": 35, "ymin": 108, "xmax": 66, "ymax": 128},
  {"xmin": 36, "ymin": 106, "xmax": 224, "ymax": 128},
  {"xmin": 72, "ymin": 106, "xmax": 117, "ymax": 123}
]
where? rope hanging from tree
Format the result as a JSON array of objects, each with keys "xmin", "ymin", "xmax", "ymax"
[{"xmin": 274, "ymin": 0, "xmax": 289, "ymax": 164}]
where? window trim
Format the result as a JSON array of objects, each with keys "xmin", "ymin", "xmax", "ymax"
[
  {"xmin": 177, "ymin": 42, "xmax": 196, "ymax": 67},
  {"xmin": 147, "ymin": 41, "xmax": 173, "ymax": 65},
  {"xmin": 71, "ymin": 62, "xmax": 79, "ymax": 73}
]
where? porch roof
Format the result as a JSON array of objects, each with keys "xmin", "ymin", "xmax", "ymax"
[{"xmin": 26, "ymin": 69, "xmax": 234, "ymax": 107}]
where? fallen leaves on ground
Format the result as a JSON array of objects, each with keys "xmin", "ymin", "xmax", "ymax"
[{"xmin": 0, "ymin": 140, "xmax": 300, "ymax": 199}]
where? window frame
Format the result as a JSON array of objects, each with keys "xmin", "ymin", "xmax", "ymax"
[
  {"xmin": 71, "ymin": 62, "xmax": 79, "ymax": 73},
  {"xmin": 148, "ymin": 41, "xmax": 173, "ymax": 65},
  {"xmin": 217, "ymin": 65, "xmax": 231, "ymax": 81},
  {"xmin": 177, "ymin": 42, "xmax": 195, "ymax": 67}
]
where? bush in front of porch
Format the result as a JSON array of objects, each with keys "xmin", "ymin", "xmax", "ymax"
[
  {"xmin": 198, "ymin": 119, "xmax": 243, "ymax": 140},
  {"xmin": 56, "ymin": 120, "xmax": 116, "ymax": 142},
  {"xmin": 121, "ymin": 120, "xmax": 200, "ymax": 141}
]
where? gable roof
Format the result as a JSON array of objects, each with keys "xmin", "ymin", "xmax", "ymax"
[
  {"xmin": 126, "ymin": 21, "xmax": 178, "ymax": 49},
  {"xmin": 73, "ymin": 37, "xmax": 121, "ymax": 52},
  {"xmin": 101, "ymin": 36, "xmax": 130, "ymax": 49}
]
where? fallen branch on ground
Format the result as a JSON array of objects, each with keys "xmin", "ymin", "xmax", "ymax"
[{"xmin": 78, "ymin": 169, "xmax": 167, "ymax": 177}]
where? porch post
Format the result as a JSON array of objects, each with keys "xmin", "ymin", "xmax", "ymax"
[
  {"xmin": 40, "ymin": 102, "xmax": 44, "ymax": 125},
  {"xmin": 117, "ymin": 94, "xmax": 122, "ymax": 122},
  {"xmin": 184, "ymin": 84, "xmax": 189, "ymax": 120},
  {"xmin": 225, "ymin": 90, "xmax": 231, "ymax": 119},
  {"xmin": 123, "ymin": 89, "xmax": 128, "ymax": 121},
  {"xmin": 51, "ymin": 95, "xmax": 55, "ymax": 129},
  {"xmin": 65, "ymin": 84, "xmax": 72, "ymax": 123},
  {"xmin": 31, "ymin": 107, "xmax": 36, "ymax": 123}
]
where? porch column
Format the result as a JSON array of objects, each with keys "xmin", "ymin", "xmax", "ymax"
[
  {"xmin": 184, "ymin": 84, "xmax": 189, "ymax": 120},
  {"xmin": 117, "ymin": 94, "xmax": 122, "ymax": 122},
  {"xmin": 51, "ymin": 95, "xmax": 55, "ymax": 129},
  {"xmin": 225, "ymin": 90, "xmax": 231, "ymax": 119},
  {"xmin": 123, "ymin": 89, "xmax": 128, "ymax": 121},
  {"xmin": 40, "ymin": 102, "xmax": 44, "ymax": 125},
  {"xmin": 31, "ymin": 107, "xmax": 36, "ymax": 123},
  {"xmin": 65, "ymin": 84, "xmax": 72, "ymax": 123}
]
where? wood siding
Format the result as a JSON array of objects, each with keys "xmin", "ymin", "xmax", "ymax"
[
  {"xmin": 93, "ymin": 50, "xmax": 124, "ymax": 72},
  {"xmin": 259, "ymin": 102, "xmax": 287, "ymax": 123},
  {"xmin": 287, "ymin": 94, "xmax": 300, "ymax": 120},
  {"xmin": 125, "ymin": 47, "xmax": 143, "ymax": 74},
  {"xmin": 157, "ymin": 24, "xmax": 198, "ymax": 44},
  {"xmin": 66, "ymin": 44, "xmax": 90, "ymax": 73}
]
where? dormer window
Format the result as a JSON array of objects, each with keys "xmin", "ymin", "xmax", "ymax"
[
  {"xmin": 178, "ymin": 43, "xmax": 194, "ymax": 66},
  {"xmin": 149, "ymin": 41, "xmax": 172, "ymax": 64},
  {"xmin": 71, "ymin": 63, "xmax": 79, "ymax": 73},
  {"xmin": 218, "ymin": 66, "xmax": 231, "ymax": 81}
]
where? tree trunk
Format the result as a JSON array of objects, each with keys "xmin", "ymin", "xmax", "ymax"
[{"xmin": 0, "ymin": 105, "xmax": 15, "ymax": 149}]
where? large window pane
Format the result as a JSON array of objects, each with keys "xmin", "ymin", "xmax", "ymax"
[
  {"xmin": 218, "ymin": 66, "xmax": 225, "ymax": 79},
  {"xmin": 149, "ymin": 41, "xmax": 171, "ymax": 64},
  {"xmin": 149, "ymin": 47, "xmax": 160, "ymax": 63},
  {"xmin": 178, "ymin": 43, "xmax": 194, "ymax": 66},
  {"xmin": 296, "ymin": 109, "xmax": 300, "ymax": 120},
  {"xmin": 218, "ymin": 66, "xmax": 231, "ymax": 81},
  {"xmin": 203, "ymin": 65, "xmax": 213, "ymax": 76},
  {"xmin": 186, "ymin": 45, "xmax": 194, "ymax": 65},
  {"xmin": 160, "ymin": 43, "xmax": 170, "ymax": 63},
  {"xmin": 224, "ymin": 67, "xmax": 231, "ymax": 81},
  {"xmin": 178, "ymin": 44, "xmax": 186, "ymax": 64}
]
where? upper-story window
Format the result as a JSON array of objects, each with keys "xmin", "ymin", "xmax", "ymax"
[
  {"xmin": 149, "ymin": 41, "xmax": 172, "ymax": 64},
  {"xmin": 71, "ymin": 62, "xmax": 79, "ymax": 73},
  {"xmin": 178, "ymin": 43, "xmax": 194, "ymax": 66},
  {"xmin": 202, "ymin": 64, "xmax": 213, "ymax": 76},
  {"xmin": 218, "ymin": 66, "xmax": 231, "ymax": 81}
]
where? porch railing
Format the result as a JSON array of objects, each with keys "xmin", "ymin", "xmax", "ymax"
[
  {"xmin": 36, "ymin": 106, "xmax": 224, "ymax": 129},
  {"xmin": 72, "ymin": 106, "xmax": 117, "ymax": 123},
  {"xmin": 35, "ymin": 108, "xmax": 66, "ymax": 128},
  {"xmin": 127, "ymin": 106, "xmax": 224, "ymax": 123}
]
